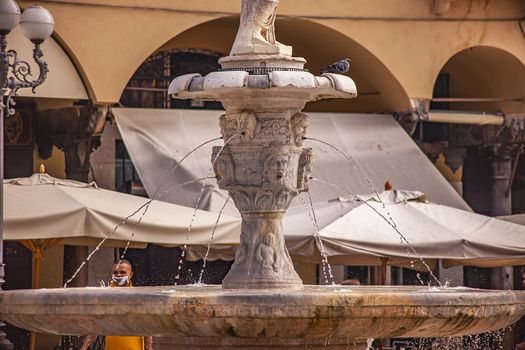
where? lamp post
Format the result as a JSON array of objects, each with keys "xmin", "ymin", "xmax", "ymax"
[{"xmin": 0, "ymin": 1, "xmax": 54, "ymax": 349}]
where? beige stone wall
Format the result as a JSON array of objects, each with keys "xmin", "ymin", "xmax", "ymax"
[{"xmin": 17, "ymin": 0, "xmax": 524, "ymax": 113}]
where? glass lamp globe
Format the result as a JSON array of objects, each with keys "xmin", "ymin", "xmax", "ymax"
[
  {"xmin": 0, "ymin": 0, "xmax": 21, "ymax": 35},
  {"xmin": 20, "ymin": 5, "xmax": 54, "ymax": 44}
]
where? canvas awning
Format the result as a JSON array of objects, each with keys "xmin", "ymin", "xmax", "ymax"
[
  {"xmin": 185, "ymin": 190, "xmax": 525, "ymax": 269},
  {"xmin": 112, "ymin": 108, "xmax": 471, "ymax": 216},
  {"xmin": 4, "ymin": 173, "xmax": 241, "ymax": 247},
  {"xmin": 499, "ymin": 214, "xmax": 525, "ymax": 226},
  {"xmin": 284, "ymin": 190, "xmax": 525, "ymax": 268}
]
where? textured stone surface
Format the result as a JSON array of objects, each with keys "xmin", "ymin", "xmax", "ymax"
[
  {"xmin": 231, "ymin": 0, "xmax": 291, "ymax": 56},
  {"xmin": 213, "ymin": 96, "xmax": 312, "ymax": 288},
  {"xmin": 1, "ymin": 286, "xmax": 524, "ymax": 343}
]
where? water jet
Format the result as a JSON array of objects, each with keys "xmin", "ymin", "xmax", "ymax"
[{"xmin": 1, "ymin": 1, "xmax": 524, "ymax": 349}]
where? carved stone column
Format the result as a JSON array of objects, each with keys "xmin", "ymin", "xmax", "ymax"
[
  {"xmin": 37, "ymin": 105, "xmax": 107, "ymax": 183},
  {"xmin": 489, "ymin": 145, "xmax": 514, "ymax": 217},
  {"xmin": 487, "ymin": 144, "xmax": 521, "ymax": 296},
  {"xmin": 214, "ymin": 111, "xmax": 311, "ymax": 289}
]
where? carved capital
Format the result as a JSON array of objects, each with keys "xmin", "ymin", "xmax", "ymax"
[
  {"xmin": 213, "ymin": 146, "xmax": 306, "ymax": 213},
  {"xmin": 36, "ymin": 105, "xmax": 108, "ymax": 181},
  {"xmin": 501, "ymin": 114, "xmax": 525, "ymax": 143},
  {"xmin": 418, "ymin": 142, "xmax": 447, "ymax": 164},
  {"xmin": 443, "ymin": 147, "xmax": 466, "ymax": 173},
  {"xmin": 480, "ymin": 142, "xmax": 522, "ymax": 160}
]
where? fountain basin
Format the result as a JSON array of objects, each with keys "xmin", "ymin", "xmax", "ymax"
[{"xmin": 1, "ymin": 285, "xmax": 524, "ymax": 345}]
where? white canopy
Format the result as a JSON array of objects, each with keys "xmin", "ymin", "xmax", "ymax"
[
  {"xmin": 112, "ymin": 108, "xmax": 471, "ymax": 216},
  {"xmin": 284, "ymin": 190, "xmax": 525, "ymax": 268},
  {"xmin": 187, "ymin": 190, "xmax": 525, "ymax": 269},
  {"xmin": 499, "ymin": 214, "xmax": 525, "ymax": 226},
  {"xmin": 4, "ymin": 173, "xmax": 241, "ymax": 247}
]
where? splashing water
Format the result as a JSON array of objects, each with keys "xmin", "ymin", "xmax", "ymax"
[
  {"xmin": 152, "ymin": 137, "xmax": 223, "ymax": 199},
  {"xmin": 63, "ymin": 176, "xmax": 211, "ymax": 288},
  {"xmin": 198, "ymin": 196, "xmax": 231, "ymax": 284},
  {"xmin": 175, "ymin": 133, "xmax": 240, "ymax": 283},
  {"xmin": 310, "ymin": 177, "xmax": 442, "ymax": 287},
  {"xmin": 304, "ymin": 138, "xmax": 436, "ymax": 286},
  {"xmin": 304, "ymin": 137, "xmax": 403, "ymax": 255},
  {"xmin": 304, "ymin": 137, "xmax": 381, "ymax": 201},
  {"xmin": 299, "ymin": 192, "xmax": 335, "ymax": 285},
  {"xmin": 63, "ymin": 137, "xmax": 223, "ymax": 287}
]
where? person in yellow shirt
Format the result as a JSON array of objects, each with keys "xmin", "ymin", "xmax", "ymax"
[{"xmin": 80, "ymin": 259, "xmax": 154, "ymax": 350}]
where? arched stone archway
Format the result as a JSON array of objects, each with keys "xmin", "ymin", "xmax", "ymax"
[
  {"xmin": 125, "ymin": 17, "xmax": 411, "ymax": 113},
  {"xmin": 432, "ymin": 46, "xmax": 525, "ymax": 114}
]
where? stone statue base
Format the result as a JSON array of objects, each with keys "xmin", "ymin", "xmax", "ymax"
[
  {"xmin": 219, "ymin": 54, "xmax": 306, "ymax": 70},
  {"xmin": 230, "ymin": 42, "xmax": 293, "ymax": 57}
]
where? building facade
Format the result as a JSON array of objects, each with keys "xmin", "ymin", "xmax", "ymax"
[{"xmin": 4, "ymin": 0, "xmax": 525, "ymax": 348}]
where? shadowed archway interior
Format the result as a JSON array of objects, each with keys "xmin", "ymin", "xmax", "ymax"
[
  {"xmin": 433, "ymin": 46, "xmax": 525, "ymax": 115},
  {"xmin": 123, "ymin": 17, "xmax": 411, "ymax": 113}
]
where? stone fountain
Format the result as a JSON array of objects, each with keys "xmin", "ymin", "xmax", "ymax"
[{"xmin": 1, "ymin": 1, "xmax": 525, "ymax": 349}]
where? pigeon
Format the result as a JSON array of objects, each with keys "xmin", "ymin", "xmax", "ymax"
[{"xmin": 320, "ymin": 58, "xmax": 352, "ymax": 75}]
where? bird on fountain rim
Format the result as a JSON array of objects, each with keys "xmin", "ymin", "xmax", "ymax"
[{"xmin": 320, "ymin": 58, "xmax": 352, "ymax": 75}]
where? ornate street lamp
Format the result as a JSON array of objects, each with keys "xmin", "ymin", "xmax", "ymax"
[{"xmin": 0, "ymin": 1, "xmax": 54, "ymax": 349}]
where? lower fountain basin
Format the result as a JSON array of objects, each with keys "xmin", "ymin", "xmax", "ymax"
[{"xmin": 1, "ymin": 285, "xmax": 524, "ymax": 347}]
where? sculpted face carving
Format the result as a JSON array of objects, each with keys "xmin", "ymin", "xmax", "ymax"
[
  {"xmin": 213, "ymin": 155, "xmax": 235, "ymax": 188},
  {"xmin": 231, "ymin": 0, "xmax": 291, "ymax": 55},
  {"xmin": 239, "ymin": 111, "xmax": 258, "ymax": 142},
  {"xmin": 264, "ymin": 153, "xmax": 289, "ymax": 186},
  {"xmin": 219, "ymin": 114, "xmax": 237, "ymax": 140},
  {"xmin": 291, "ymin": 113, "xmax": 309, "ymax": 147},
  {"xmin": 297, "ymin": 148, "xmax": 313, "ymax": 191}
]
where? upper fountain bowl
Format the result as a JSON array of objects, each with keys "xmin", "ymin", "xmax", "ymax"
[{"xmin": 168, "ymin": 61, "xmax": 357, "ymax": 103}]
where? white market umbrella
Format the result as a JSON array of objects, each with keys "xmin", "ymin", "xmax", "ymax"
[
  {"xmin": 284, "ymin": 189, "xmax": 525, "ymax": 269},
  {"xmin": 499, "ymin": 214, "xmax": 525, "ymax": 226},
  {"xmin": 4, "ymin": 173, "xmax": 241, "ymax": 287}
]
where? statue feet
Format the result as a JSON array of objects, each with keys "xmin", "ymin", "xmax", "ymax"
[{"xmin": 231, "ymin": 32, "xmax": 292, "ymax": 56}]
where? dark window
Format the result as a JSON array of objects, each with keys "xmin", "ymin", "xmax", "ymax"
[
  {"xmin": 120, "ymin": 49, "xmax": 223, "ymax": 110},
  {"xmin": 115, "ymin": 140, "xmax": 144, "ymax": 195}
]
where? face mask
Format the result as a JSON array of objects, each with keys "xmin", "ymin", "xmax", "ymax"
[{"xmin": 112, "ymin": 275, "xmax": 129, "ymax": 286}]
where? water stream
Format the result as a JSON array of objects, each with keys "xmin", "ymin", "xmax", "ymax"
[
  {"xmin": 305, "ymin": 137, "xmax": 401, "ymax": 234},
  {"xmin": 175, "ymin": 134, "xmax": 240, "ymax": 283},
  {"xmin": 299, "ymin": 193, "xmax": 335, "ymax": 285},
  {"xmin": 310, "ymin": 177, "xmax": 442, "ymax": 287},
  {"xmin": 63, "ymin": 137, "xmax": 223, "ymax": 287},
  {"xmin": 63, "ymin": 176, "xmax": 212, "ymax": 288},
  {"xmin": 198, "ymin": 196, "xmax": 231, "ymax": 284}
]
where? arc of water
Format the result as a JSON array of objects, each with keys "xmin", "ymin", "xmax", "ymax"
[
  {"xmin": 63, "ymin": 177, "xmax": 212, "ymax": 288},
  {"xmin": 63, "ymin": 137, "xmax": 223, "ymax": 287},
  {"xmin": 304, "ymin": 137, "xmax": 400, "ymax": 231},
  {"xmin": 197, "ymin": 196, "xmax": 232, "ymax": 285},
  {"xmin": 175, "ymin": 134, "xmax": 240, "ymax": 283},
  {"xmin": 299, "ymin": 193, "xmax": 335, "ymax": 285},
  {"xmin": 310, "ymin": 177, "xmax": 442, "ymax": 287}
]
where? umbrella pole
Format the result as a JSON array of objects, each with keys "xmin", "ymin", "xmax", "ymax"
[
  {"xmin": 32, "ymin": 249, "xmax": 42, "ymax": 290},
  {"xmin": 20, "ymin": 240, "xmax": 60, "ymax": 350}
]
